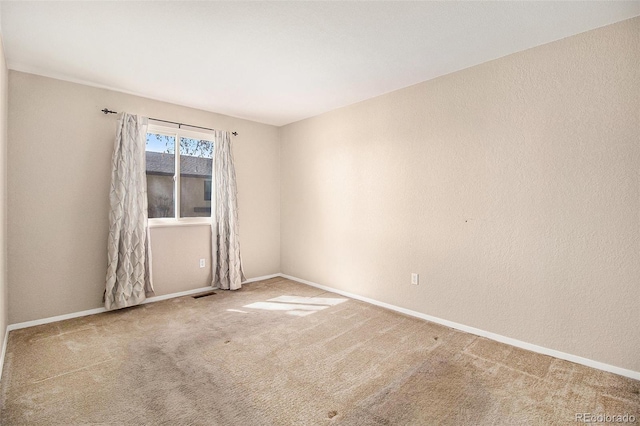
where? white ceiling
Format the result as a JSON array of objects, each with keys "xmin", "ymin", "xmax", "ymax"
[{"xmin": 1, "ymin": 1, "xmax": 639, "ymax": 126}]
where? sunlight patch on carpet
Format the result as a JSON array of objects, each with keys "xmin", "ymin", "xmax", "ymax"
[
  {"xmin": 243, "ymin": 295, "xmax": 347, "ymax": 316},
  {"xmin": 267, "ymin": 295, "xmax": 347, "ymax": 306}
]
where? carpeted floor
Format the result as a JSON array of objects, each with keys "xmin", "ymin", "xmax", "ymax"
[{"xmin": 1, "ymin": 277, "xmax": 638, "ymax": 425}]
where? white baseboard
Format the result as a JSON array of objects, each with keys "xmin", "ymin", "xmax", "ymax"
[
  {"xmin": 280, "ymin": 274, "xmax": 640, "ymax": 381},
  {"xmin": 143, "ymin": 286, "xmax": 214, "ymax": 304},
  {"xmin": 6, "ymin": 273, "xmax": 278, "ymax": 332},
  {"xmin": 243, "ymin": 273, "xmax": 282, "ymax": 284},
  {"xmin": 6, "ymin": 306, "xmax": 108, "ymax": 332},
  {"xmin": 2, "ymin": 273, "xmax": 637, "ymax": 382},
  {"xmin": 4, "ymin": 288, "xmax": 214, "ymax": 333},
  {"xmin": 0, "ymin": 327, "xmax": 8, "ymax": 382},
  {"xmin": 0, "ymin": 273, "xmax": 280, "ymax": 382}
]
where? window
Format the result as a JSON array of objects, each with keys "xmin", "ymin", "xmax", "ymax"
[{"xmin": 145, "ymin": 124, "xmax": 214, "ymax": 222}]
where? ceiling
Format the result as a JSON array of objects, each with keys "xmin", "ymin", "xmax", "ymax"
[{"xmin": 1, "ymin": 2, "xmax": 639, "ymax": 126}]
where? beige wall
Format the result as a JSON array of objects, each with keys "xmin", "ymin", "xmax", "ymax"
[
  {"xmin": 7, "ymin": 72, "xmax": 280, "ymax": 324},
  {"xmin": 0, "ymin": 32, "xmax": 8, "ymax": 353},
  {"xmin": 280, "ymin": 18, "xmax": 640, "ymax": 372}
]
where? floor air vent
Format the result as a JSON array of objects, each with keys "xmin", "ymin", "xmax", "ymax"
[{"xmin": 193, "ymin": 291, "xmax": 216, "ymax": 299}]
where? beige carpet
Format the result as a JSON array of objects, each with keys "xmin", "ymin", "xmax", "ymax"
[{"xmin": 1, "ymin": 277, "xmax": 638, "ymax": 425}]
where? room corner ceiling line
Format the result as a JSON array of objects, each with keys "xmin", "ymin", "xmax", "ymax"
[
  {"xmin": 279, "ymin": 274, "xmax": 640, "ymax": 381},
  {"xmin": 101, "ymin": 108, "xmax": 238, "ymax": 136}
]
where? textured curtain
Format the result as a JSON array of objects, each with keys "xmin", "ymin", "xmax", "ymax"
[
  {"xmin": 105, "ymin": 113, "xmax": 153, "ymax": 310},
  {"xmin": 211, "ymin": 130, "xmax": 245, "ymax": 290}
]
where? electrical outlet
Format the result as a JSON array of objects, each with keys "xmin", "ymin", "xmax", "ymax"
[
  {"xmin": 411, "ymin": 273, "xmax": 419, "ymax": 285},
  {"xmin": 199, "ymin": 259, "xmax": 206, "ymax": 268}
]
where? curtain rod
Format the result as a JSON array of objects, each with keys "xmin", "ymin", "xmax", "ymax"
[{"xmin": 101, "ymin": 108, "xmax": 238, "ymax": 136}]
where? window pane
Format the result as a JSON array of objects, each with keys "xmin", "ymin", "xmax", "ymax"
[
  {"xmin": 180, "ymin": 137, "xmax": 213, "ymax": 218},
  {"xmin": 146, "ymin": 133, "xmax": 175, "ymax": 218}
]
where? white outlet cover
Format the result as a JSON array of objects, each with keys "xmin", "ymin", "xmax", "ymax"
[
  {"xmin": 199, "ymin": 259, "xmax": 206, "ymax": 268},
  {"xmin": 411, "ymin": 273, "xmax": 419, "ymax": 285}
]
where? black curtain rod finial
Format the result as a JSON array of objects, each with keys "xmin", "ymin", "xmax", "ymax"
[
  {"xmin": 102, "ymin": 108, "xmax": 117, "ymax": 115},
  {"xmin": 232, "ymin": 132, "xmax": 238, "ymax": 136}
]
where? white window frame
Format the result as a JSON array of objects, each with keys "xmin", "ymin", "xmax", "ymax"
[{"xmin": 146, "ymin": 123, "xmax": 215, "ymax": 228}]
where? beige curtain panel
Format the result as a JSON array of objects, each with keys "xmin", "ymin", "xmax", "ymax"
[
  {"xmin": 105, "ymin": 113, "xmax": 153, "ymax": 310},
  {"xmin": 211, "ymin": 130, "xmax": 245, "ymax": 290}
]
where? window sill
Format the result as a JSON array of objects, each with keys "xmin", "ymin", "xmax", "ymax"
[{"xmin": 148, "ymin": 218, "xmax": 211, "ymax": 229}]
